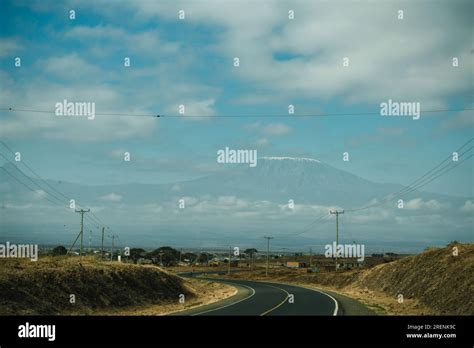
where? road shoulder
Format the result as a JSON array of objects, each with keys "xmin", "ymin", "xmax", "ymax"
[
  {"xmin": 238, "ymin": 279, "xmax": 376, "ymax": 316},
  {"xmin": 171, "ymin": 279, "xmax": 253, "ymax": 315}
]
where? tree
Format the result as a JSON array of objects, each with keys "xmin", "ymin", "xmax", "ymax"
[
  {"xmin": 244, "ymin": 248, "xmax": 258, "ymax": 269},
  {"xmin": 244, "ymin": 248, "xmax": 258, "ymax": 256},
  {"xmin": 130, "ymin": 248, "xmax": 146, "ymax": 263},
  {"xmin": 52, "ymin": 245, "xmax": 67, "ymax": 256},
  {"xmin": 182, "ymin": 252, "xmax": 197, "ymax": 263},
  {"xmin": 148, "ymin": 246, "xmax": 180, "ymax": 266},
  {"xmin": 197, "ymin": 252, "xmax": 211, "ymax": 264}
]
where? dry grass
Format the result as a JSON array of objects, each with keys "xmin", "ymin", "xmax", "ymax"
[
  {"xmin": 352, "ymin": 243, "xmax": 473, "ymax": 315},
  {"xmin": 109, "ymin": 278, "xmax": 237, "ymax": 315},
  {"xmin": 0, "ymin": 256, "xmax": 236, "ymax": 315},
  {"xmin": 201, "ymin": 243, "xmax": 473, "ymax": 315}
]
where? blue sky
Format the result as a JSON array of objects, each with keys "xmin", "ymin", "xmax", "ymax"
[{"xmin": 0, "ymin": 0, "xmax": 472, "ymax": 250}]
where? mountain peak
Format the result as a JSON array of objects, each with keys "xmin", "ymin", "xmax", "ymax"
[{"xmin": 261, "ymin": 156, "xmax": 321, "ymax": 163}]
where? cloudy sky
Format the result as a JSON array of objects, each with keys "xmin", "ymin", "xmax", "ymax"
[{"xmin": 0, "ymin": 0, "xmax": 472, "ymax": 251}]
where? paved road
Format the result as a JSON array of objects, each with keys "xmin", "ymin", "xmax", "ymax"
[{"xmin": 176, "ymin": 278, "xmax": 338, "ymax": 316}]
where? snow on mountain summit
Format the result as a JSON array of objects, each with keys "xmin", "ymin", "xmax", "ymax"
[{"xmin": 261, "ymin": 156, "xmax": 321, "ymax": 163}]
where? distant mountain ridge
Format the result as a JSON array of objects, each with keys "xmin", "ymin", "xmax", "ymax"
[
  {"xmin": 0, "ymin": 157, "xmax": 466, "ymax": 208},
  {"xmin": 0, "ymin": 157, "xmax": 470, "ymax": 248}
]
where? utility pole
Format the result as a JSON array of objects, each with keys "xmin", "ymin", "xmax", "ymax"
[
  {"xmin": 330, "ymin": 210, "xmax": 344, "ymax": 271},
  {"xmin": 101, "ymin": 227, "xmax": 105, "ymax": 260},
  {"xmin": 250, "ymin": 252, "xmax": 253, "ymax": 271},
  {"xmin": 89, "ymin": 230, "xmax": 92, "ymax": 252},
  {"xmin": 309, "ymin": 247, "xmax": 313, "ymax": 268},
  {"xmin": 75, "ymin": 209, "xmax": 90, "ymax": 257},
  {"xmin": 264, "ymin": 236, "xmax": 273, "ymax": 277},
  {"xmin": 228, "ymin": 247, "xmax": 231, "ymax": 275},
  {"xmin": 110, "ymin": 235, "xmax": 116, "ymax": 261},
  {"xmin": 159, "ymin": 252, "xmax": 164, "ymax": 266},
  {"xmin": 67, "ymin": 230, "xmax": 82, "ymax": 256}
]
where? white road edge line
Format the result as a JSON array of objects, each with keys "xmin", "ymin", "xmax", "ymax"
[
  {"xmin": 190, "ymin": 283, "xmax": 256, "ymax": 316},
  {"xmin": 258, "ymin": 283, "xmax": 291, "ymax": 316},
  {"xmin": 256, "ymin": 281, "xmax": 339, "ymax": 316},
  {"xmin": 301, "ymin": 286, "xmax": 339, "ymax": 316}
]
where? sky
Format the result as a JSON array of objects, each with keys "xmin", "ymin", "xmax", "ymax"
[{"xmin": 0, "ymin": 0, "xmax": 472, "ymax": 251}]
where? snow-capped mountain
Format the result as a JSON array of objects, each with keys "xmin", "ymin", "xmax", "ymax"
[{"xmin": 0, "ymin": 158, "xmax": 470, "ymax": 249}]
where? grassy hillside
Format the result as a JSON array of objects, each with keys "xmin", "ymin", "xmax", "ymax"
[
  {"xmin": 354, "ymin": 243, "xmax": 473, "ymax": 315},
  {"xmin": 216, "ymin": 243, "xmax": 473, "ymax": 315},
  {"xmin": 0, "ymin": 256, "xmax": 215, "ymax": 315}
]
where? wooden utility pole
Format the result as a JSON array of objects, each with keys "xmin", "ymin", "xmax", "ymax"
[
  {"xmin": 75, "ymin": 209, "xmax": 90, "ymax": 257},
  {"xmin": 101, "ymin": 227, "xmax": 105, "ymax": 260},
  {"xmin": 110, "ymin": 235, "xmax": 116, "ymax": 261},
  {"xmin": 264, "ymin": 236, "xmax": 273, "ymax": 277},
  {"xmin": 159, "ymin": 251, "xmax": 164, "ymax": 266},
  {"xmin": 330, "ymin": 210, "xmax": 344, "ymax": 271}
]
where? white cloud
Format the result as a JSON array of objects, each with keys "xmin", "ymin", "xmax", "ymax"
[
  {"xmin": 405, "ymin": 198, "xmax": 443, "ymax": 210},
  {"xmin": 244, "ymin": 122, "xmax": 292, "ymax": 145},
  {"xmin": 175, "ymin": 99, "xmax": 216, "ymax": 120},
  {"xmin": 263, "ymin": 123, "xmax": 292, "ymax": 136},
  {"xmin": 439, "ymin": 110, "xmax": 474, "ymax": 131},
  {"xmin": 461, "ymin": 200, "xmax": 474, "ymax": 213},
  {"xmin": 143, "ymin": 203, "xmax": 163, "ymax": 213},
  {"xmin": 256, "ymin": 138, "xmax": 269, "ymax": 146},
  {"xmin": 4, "ymin": 203, "xmax": 33, "ymax": 210},
  {"xmin": 216, "ymin": 195, "xmax": 249, "ymax": 208},
  {"xmin": 180, "ymin": 196, "xmax": 199, "ymax": 206},
  {"xmin": 40, "ymin": 54, "xmax": 102, "ymax": 80},
  {"xmin": 109, "ymin": 149, "xmax": 127, "ymax": 159},
  {"xmin": 109, "ymin": 0, "xmax": 470, "ymax": 107},
  {"xmin": 32, "ymin": 190, "xmax": 47, "ymax": 200},
  {"xmin": 63, "ymin": 25, "xmax": 180, "ymax": 55},
  {"xmin": 0, "ymin": 38, "xmax": 22, "ymax": 57},
  {"xmin": 394, "ymin": 214, "xmax": 445, "ymax": 226},
  {"xmin": 99, "ymin": 193, "xmax": 122, "ymax": 202},
  {"xmin": 0, "ymin": 78, "xmax": 157, "ymax": 141}
]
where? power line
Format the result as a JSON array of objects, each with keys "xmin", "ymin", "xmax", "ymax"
[
  {"xmin": 0, "ymin": 141, "xmax": 75, "ymax": 203},
  {"xmin": 1, "ymin": 106, "xmax": 472, "ymax": 118},
  {"xmin": 0, "ymin": 167, "xmax": 69, "ymax": 208},
  {"xmin": 0, "ymin": 151, "xmax": 106, "ymax": 231},
  {"xmin": 0, "ymin": 153, "xmax": 71, "ymax": 207},
  {"xmin": 266, "ymin": 139, "xmax": 473, "ymax": 240},
  {"xmin": 0, "ymin": 140, "xmax": 114, "ymax": 231},
  {"xmin": 346, "ymin": 139, "xmax": 473, "ymax": 212},
  {"xmin": 0, "ymin": 141, "xmax": 117, "ymax": 244},
  {"xmin": 0, "ymin": 163, "xmax": 102, "ymax": 250},
  {"xmin": 280, "ymin": 213, "xmax": 332, "ymax": 238}
]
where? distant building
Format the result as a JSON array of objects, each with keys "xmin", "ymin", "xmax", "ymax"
[
  {"xmin": 209, "ymin": 260, "xmax": 220, "ymax": 267},
  {"xmin": 138, "ymin": 258, "xmax": 152, "ymax": 265},
  {"xmin": 286, "ymin": 261, "xmax": 306, "ymax": 268}
]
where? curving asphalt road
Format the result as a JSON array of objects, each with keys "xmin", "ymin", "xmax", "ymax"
[{"xmin": 175, "ymin": 277, "xmax": 338, "ymax": 316}]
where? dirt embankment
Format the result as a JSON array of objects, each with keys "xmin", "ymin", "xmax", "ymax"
[
  {"xmin": 211, "ymin": 243, "xmax": 473, "ymax": 315},
  {"xmin": 0, "ymin": 257, "xmax": 236, "ymax": 315}
]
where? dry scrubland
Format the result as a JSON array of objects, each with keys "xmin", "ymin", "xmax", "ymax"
[
  {"xmin": 0, "ymin": 244, "xmax": 471, "ymax": 316},
  {"xmin": 208, "ymin": 243, "xmax": 473, "ymax": 315},
  {"xmin": 0, "ymin": 256, "xmax": 235, "ymax": 315}
]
